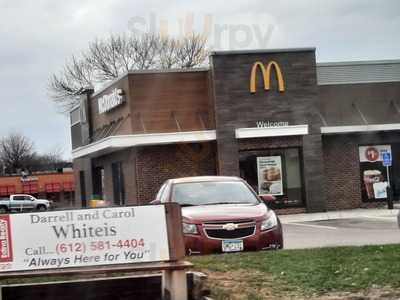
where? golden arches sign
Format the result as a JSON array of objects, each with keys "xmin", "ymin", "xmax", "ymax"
[{"xmin": 249, "ymin": 61, "xmax": 285, "ymax": 93}]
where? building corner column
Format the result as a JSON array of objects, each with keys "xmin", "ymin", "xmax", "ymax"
[
  {"xmin": 73, "ymin": 157, "xmax": 94, "ymax": 208},
  {"xmin": 216, "ymin": 129, "xmax": 240, "ymax": 176},
  {"xmin": 302, "ymin": 134, "xmax": 327, "ymax": 212}
]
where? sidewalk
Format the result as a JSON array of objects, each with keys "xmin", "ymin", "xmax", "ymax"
[{"xmin": 279, "ymin": 206, "xmax": 400, "ymax": 224}]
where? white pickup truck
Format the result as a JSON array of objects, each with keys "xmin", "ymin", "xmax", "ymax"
[{"xmin": 0, "ymin": 194, "xmax": 51, "ymax": 213}]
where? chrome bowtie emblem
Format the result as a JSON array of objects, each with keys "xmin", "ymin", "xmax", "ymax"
[{"xmin": 222, "ymin": 223, "xmax": 238, "ymax": 231}]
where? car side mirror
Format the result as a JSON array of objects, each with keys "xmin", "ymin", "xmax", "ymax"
[
  {"xmin": 150, "ymin": 199, "xmax": 161, "ymax": 205},
  {"xmin": 259, "ymin": 194, "xmax": 276, "ymax": 204}
]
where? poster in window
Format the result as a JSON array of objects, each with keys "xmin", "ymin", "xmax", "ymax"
[
  {"xmin": 358, "ymin": 145, "xmax": 391, "ymax": 201},
  {"xmin": 359, "ymin": 145, "xmax": 391, "ymax": 162},
  {"xmin": 257, "ymin": 156, "xmax": 283, "ymax": 196}
]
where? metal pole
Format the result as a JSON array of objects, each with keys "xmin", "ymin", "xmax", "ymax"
[
  {"xmin": 387, "ymin": 165, "xmax": 394, "ymax": 209},
  {"xmin": 387, "ymin": 165, "xmax": 390, "ymax": 187}
]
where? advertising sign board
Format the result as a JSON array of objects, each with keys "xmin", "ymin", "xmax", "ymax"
[
  {"xmin": 358, "ymin": 145, "xmax": 391, "ymax": 162},
  {"xmin": 0, "ymin": 206, "xmax": 170, "ymax": 272},
  {"xmin": 359, "ymin": 145, "xmax": 392, "ymax": 201},
  {"xmin": 257, "ymin": 156, "xmax": 283, "ymax": 196}
]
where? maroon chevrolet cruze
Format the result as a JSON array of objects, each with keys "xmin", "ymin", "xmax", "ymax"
[{"xmin": 152, "ymin": 176, "xmax": 283, "ymax": 255}]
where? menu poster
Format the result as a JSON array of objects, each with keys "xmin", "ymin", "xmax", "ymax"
[{"xmin": 257, "ymin": 156, "xmax": 283, "ymax": 196}]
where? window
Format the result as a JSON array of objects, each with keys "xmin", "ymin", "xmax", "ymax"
[
  {"xmin": 284, "ymin": 148, "xmax": 303, "ymax": 206},
  {"xmin": 46, "ymin": 193, "xmax": 60, "ymax": 203},
  {"xmin": 112, "ymin": 162, "xmax": 125, "ymax": 206},
  {"xmin": 79, "ymin": 98, "xmax": 87, "ymax": 123},
  {"xmin": 239, "ymin": 148, "xmax": 304, "ymax": 208},
  {"xmin": 70, "ymin": 107, "xmax": 81, "ymax": 126},
  {"xmin": 160, "ymin": 183, "xmax": 171, "ymax": 203},
  {"xmin": 13, "ymin": 195, "xmax": 25, "ymax": 201},
  {"xmin": 359, "ymin": 145, "xmax": 392, "ymax": 202},
  {"xmin": 64, "ymin": 191, "xmax": 75, "ymax": 207},
  {"xmin": 171, "ymin": 181, "xmax": 259, "ymax": 206},
  {"xmin": 80, "ymin": 171, "xmax": 87, "ymax": 207},
  {"xmin": 156, "ymin": 183, "xmax": 167, "ymax": 201},
  {"xmin": 93, "ymin": 167, "xmax": 105, "ymax": 199}
]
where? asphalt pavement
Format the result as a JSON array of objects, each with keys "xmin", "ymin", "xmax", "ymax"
[{"xmin": 280, "ymin": 208, "xmax": 400, "ymax": 249}]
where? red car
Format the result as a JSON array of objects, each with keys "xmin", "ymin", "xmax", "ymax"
[{"xmin": 152, "ymin": 176, "xmax": 283, "ymax": 255}]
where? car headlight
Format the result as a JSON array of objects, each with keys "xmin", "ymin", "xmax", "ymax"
[
  {"xmin": 182, "ymin": 222, "xmax": 198, "ymax": 235},
  {"xmin": 261, "ymin": 212, "xmax": 278, "ymax": 231}
]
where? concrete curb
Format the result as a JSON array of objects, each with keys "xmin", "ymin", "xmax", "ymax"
[{"xmin": 279, "ymin": 208, "xmax": 400, "ymax": 224}]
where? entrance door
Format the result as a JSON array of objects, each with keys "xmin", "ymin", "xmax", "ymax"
[
  {"xmin": 112, "ymin": 162, "xmax": 125, "ymax": 206},
  {"xmin": 79, "ymin": 171, "xmax": 87, "ymax": 207},
  {"xmin": 93, "ymin": 167, "xmax": 105, "ymax": 199},
  {"xmin": 239, "ymin": 147, "xmax": 304, "ymax": 208}
]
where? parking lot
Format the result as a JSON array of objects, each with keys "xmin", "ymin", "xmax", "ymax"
[{"xmin": 283, "ymin": 214, "xmax": 400, "ymax": 249}]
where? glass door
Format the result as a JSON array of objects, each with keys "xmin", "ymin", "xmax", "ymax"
[
  {"xmin": 239, "ymin": 147, "xmax": 304, "ymax": 208},
  {"xmin": 112, "ymin": 162, "xmax": 125, "ymax": 206}
]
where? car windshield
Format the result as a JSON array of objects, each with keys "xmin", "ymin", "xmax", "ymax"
[{"xmin": 171, "ymin": 181, "xmax": 259, "ymax": 206}]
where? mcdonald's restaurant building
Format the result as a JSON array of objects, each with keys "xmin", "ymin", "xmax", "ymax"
[{"xmin": 70, "ymin": 48, "xmax": 400, "ymax": 213}]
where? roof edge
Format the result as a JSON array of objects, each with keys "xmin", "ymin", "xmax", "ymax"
[
  {"xmin": 91, "ymin": 71, "xmax": 129, "ymax": 98},
  {"xmin": 210, "ymin": 47, "xmax": 316, "ymax": 56},
  {"xmin": 128, "ymin": 67, "xmax": 209, "ymax": 75},
  {"xmin": 91, "ymin": 68, "xmax": 209, "ymax": 98},
  {"xmin": 317, "ymin": 59, "xmax": 400, "ymax": 67}
]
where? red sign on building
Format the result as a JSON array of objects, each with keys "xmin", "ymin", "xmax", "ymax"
[{"xmin": 0, "ymin": 215, "xmax": 13, "ymax": 263}]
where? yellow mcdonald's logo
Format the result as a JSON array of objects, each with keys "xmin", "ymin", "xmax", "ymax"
[{"xmin": 250, "ymin": 61, "xmax": 285, "ymax": 93}]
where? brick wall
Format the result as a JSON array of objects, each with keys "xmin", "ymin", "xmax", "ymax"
[
  {"xmin": 276, "ymin": 207, "xmax": 307, "ymax": 215},
  {"xmin": 323, "ymin": 135, "xmax": 362, "ymax": 210},
  {"xmin": 135, "ymin": 142, "xmax": 217, "ymax": 203}
]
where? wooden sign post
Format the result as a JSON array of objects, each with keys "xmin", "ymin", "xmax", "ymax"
[{"xmin": 0, "ymin": 202, "xmax": 190, "ymax": 300}]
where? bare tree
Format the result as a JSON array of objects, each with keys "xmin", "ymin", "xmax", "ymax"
[
  {"xmin": 49, "ymin": 55, "xmax": 94, "ymax": 111},
  {"xmin": 29, "ymin": 146, "xmax": 68, "ymax": 172},
  {"xmin": 0, "ymin": 133, "xmax": 34, "ymax": 174},
  {"xmin": 0, "ymin": 133, "xmax": 71, "ymax": 175},
  {"xmin": 130, "ymin": 33, "xmax": 160, "ymax": 69},
  {"xmin": 175, "ymin": 33, "xmax": 208, "ymax": 68},
  {"xmin": 48, "ymin": 32, "xmax": 209, "ymax": 112},
  {"xmin": 158, "ymin": 37, "xmax": 179, "ymax": 69}
]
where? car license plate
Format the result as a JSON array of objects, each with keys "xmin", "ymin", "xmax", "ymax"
[{"xmin": 222, "ymin": 240, "xmax": 243, "ymax": 252}]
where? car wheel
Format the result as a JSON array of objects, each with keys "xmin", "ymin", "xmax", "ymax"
[
  {"xmin": 37, "ymin": 205, "xmax": 47, "ymax": 211},
  {"xmin": 0, "ymin": 206, "xmax": 7, "ymax": 214}
]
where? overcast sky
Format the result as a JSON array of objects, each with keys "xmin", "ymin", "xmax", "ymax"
[{"xmin": 0, "ymin": 0, "xmax": 399, "ymax": 160}]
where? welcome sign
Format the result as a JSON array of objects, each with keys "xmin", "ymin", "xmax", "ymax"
[{"xmin": 0, "ymin": 206, "xmax": 170, "ymax": 272}]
